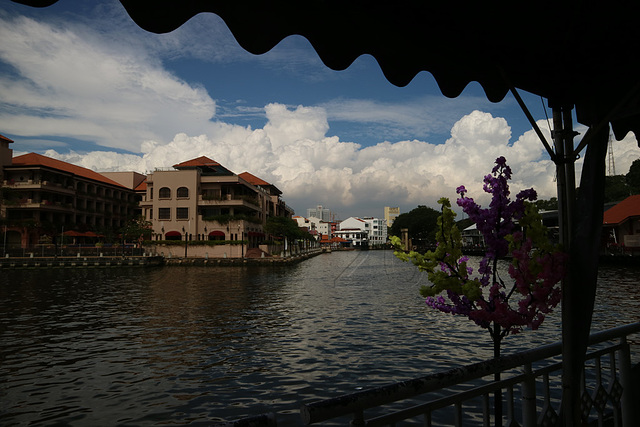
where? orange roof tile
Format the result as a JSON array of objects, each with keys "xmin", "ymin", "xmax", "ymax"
[
  {"xmin": 603, "ymin": 195, "xmax": 640, "ymax": 225},
  {"xmin": 10, "ymin": 153, "xmax": 127, "ymax": 188},
  {"xmin": 134, "ymin": 180, "xmax": 147, "ymax": 191},
  {"xmin": 238, "ymin": 171, "xmax": 270, "ymax": 186},
  {"xmin": 173, "ymin": 156, "xmax": 220, "ymax": 168},
  {"xmin": 0, "ymin": 134, "xmax": 14, "ymax": 144}
]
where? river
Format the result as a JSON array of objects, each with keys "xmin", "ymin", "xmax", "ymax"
[{"xmin": 1, "ymin": 251, "xmax": 638, "ymax": 425}]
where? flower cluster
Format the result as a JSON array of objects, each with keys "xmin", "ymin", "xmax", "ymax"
[{"xmin": 393, "ymin": 157, "xmax": 566, "ymax": 350}]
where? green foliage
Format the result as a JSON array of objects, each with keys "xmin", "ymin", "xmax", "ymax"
[
  {"xmin": 120, "ymin": 216, "xmax": 153, "ymax": 241},
  {"xmin": 626, "ymin": 158, "xmax": 640, "ymax": 194},
  {"xmin": 534, "ymin": 197, "xmax": 558, "ymax": 211},
  {"xmin": 604, "ymin": 175, "xmax": 631, "ymax": 203},
  {"xmin": 203, "ymin": 214, "xmax": 261, "ymax": 224},
  {"xmin": 146, "ymin": 239, "xmax": 247, "ymax": 246},
  {"xmin": 264, "ymin": 216, "xmax": 301, "ymax": 239},
  {"xmin": 389, "ymin": 205, "xmax": 440, "ymax": 243}
]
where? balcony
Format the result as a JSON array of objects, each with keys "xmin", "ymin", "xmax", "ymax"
[
  {"xmin": 3, "ymin": 179, "xmax": 75, "ymax": 195},
  {"xmin": 198, "ymin": 194, "xmax": 260, "ymax": 210}
]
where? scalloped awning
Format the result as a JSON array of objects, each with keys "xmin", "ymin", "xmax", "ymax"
[{"xmin": 12, "ymin": 1, "xmax": 640, "ymax": 140}]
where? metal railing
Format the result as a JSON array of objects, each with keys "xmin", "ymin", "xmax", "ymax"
[
  {"xmin": 224, "ymin": 323, "xmax": 639, "ymax": 426},
  {"xmin": 300, "ymin": 322, "xmax": 640, "ymax": 426}
]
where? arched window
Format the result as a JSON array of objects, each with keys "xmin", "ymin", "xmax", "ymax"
[
  {"xmin": 177, "ymin": 187, "xmax": 189, "ymax": 198},
  {"xmin": 159, "ymin": 187, "xmax": 171, "ymax": 199}
]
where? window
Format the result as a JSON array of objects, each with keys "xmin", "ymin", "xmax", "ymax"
[
  {"xmin": 176, "ymin": 207, "xmax": 189, "ymax": 220},
  {"xmin": 148, "ymin": 208, "xmax": 153, "ymax": 220},
  {"xmin": 159, "ymin": 187, "xmax": 171, "ymax": 199},
  {"xmin": 177, "ymin": 187, "xmax": 189, "ymax": 198},
  {"xmin": 158, "ymin": 208, "xmax": 171, "ymax": 220}
]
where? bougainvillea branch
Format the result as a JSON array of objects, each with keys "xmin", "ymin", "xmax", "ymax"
[{"xmin": 392, "ymin": 157, "xmax": 567, "ymax": 355}]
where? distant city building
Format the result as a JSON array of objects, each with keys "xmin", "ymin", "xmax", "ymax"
[
  {"xmin": 384, "ymin": 206, "xmax": 400, "ymax": 227},
  {"xmin": 307, "ymin": 204, "xmax": 332, "ymax": 222},
  {"xmin": 338, "ymin": 216, "xmax": 388, "ymax": 247},
  {"xmin": 293, "ymin": 215, "xmax": 332, "ymax": 239}
]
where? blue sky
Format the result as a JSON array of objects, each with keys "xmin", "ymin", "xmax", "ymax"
[{"xmin": 1, "ymin": 1, "xmax": 638, "ymax": 219}]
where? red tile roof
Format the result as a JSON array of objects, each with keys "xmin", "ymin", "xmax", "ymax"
[
  {"xmin": 134, "ymin": 180, "xmax": 147, "ymax": 191},
  {"xmin": 239, "ymin": 171, "xmax": 270, "ymax": 186},
  {"xmin": 173, "ymin": 156, "xmax": 220, "ymax": 168},
  {"xmin": 603, "ymin": 195, "xmax": 640, "ymax": 225},
  {"xmin": 10, "ymin": 153, "xmax": 127, "ymax": 188},
  {"xmin": 0, "ymin": 134, "xmax": 14, "ymax": 144}
]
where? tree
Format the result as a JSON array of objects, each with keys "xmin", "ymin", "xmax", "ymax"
[
  {"xmin": 389, "ymin": 205, "xmax": 440, "ymax": 243},
  {"xmin": 626, "ymin": 158, "xmax": 640, "ymax": 194},
  {"xmin": 120, "ymin": 216, "xmax": 153, "ymax": 242},
  {"xmin": 534, "ymin": 197, "xmax": 558, "ymax": 211},
  {"xmin": 604, "ymin": 175, "xmax": 630, "ymax": 203},
  {"xmin": 264, "ymin": 216, "xmax": 300, "ymax": 240}
]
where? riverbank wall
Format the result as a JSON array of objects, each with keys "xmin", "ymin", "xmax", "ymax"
[
  {"xmin": 0, "ymin": 249, "xmax": 324, "ymax": 269},
  {"xmin": 0, "ymin": 255, "xmax": 164, "ymax": 269}
]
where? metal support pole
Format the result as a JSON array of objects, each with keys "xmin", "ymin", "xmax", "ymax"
[
  {"xmin": 618, "ymin": 336, "xmax": 636, "ymax": 427},
  {"xmin": 553, "ymin": 105, "xmax": 580, "ymax": 427},
  {"xmin": 521, "ymin": 363, "xmax": 537, "ymax": 427}
]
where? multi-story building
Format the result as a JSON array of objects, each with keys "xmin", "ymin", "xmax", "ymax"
[
  {"xmin": 338, "ymin": 216, "xmax": 388, "ymax": 248},
  {"xmin": 307, "ymin": 204, "xmax": 332, "ymax": 222},
  {"xmin": 140, "ymin": 156, "xmax": 293, "ymax": 249},
  {"xmin": 1, "ymin": 147, "xmax": 137, "ymax": 248},
  {"xmin": 384, "ymin": 206, "xmax": 400, "ymax": 227},
  {"xmin": 293, "ymin": 215, "xmax": 332, "ymax": 239}
]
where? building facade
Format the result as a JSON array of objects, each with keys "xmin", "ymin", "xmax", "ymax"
[
  {"xmin": 338, "ymin": 216, "xmax": 388, "ymax": 248},
  {"xmin": 384, "ymin": 206, "xmax": 400, "ymax": 227},
  {"xmin": 1, "ymin": 147, "xmax": 137, "ymax": 248},
  {"xmin": 140, "ymin": 156, "xmax": 294, "ymax": 250},
  {"xmin": 307, "ymin": 204, "xmax": 332, "ymax": 222}
]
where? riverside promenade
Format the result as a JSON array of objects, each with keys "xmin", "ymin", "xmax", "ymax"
[{"xmin": 0, "ymin": 248, "xmax": 324, "ymax": 269}]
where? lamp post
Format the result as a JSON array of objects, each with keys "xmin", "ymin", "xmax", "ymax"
[{"xmin": 182, "ymin": 226, "xmax": 187, "ymax": 258}]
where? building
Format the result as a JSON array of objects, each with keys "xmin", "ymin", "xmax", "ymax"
[
  {"xmin": 338, "ymin": 216, "xmax": 387, "ymax": 247},
  {"xmin": 1, "ymin": 146, "xmax": 137, "ymax": 248},
  {"xmin": 384, "ymin": 206, "xmax": 400, "ymax": 227},
  {"xmin": 140, "ymin": 156, "xmax": 293, "ymax": 250},
  {"xmin": 293, "ymin": 215, "xmax": 332, "ymax": 239},
  {"xmin": 307, "ymin": 204, "xmax": 332, "ymax": 222},
  {"xmin": 602, "ymin": 194, "xmax": 640, "ymax": 251}
]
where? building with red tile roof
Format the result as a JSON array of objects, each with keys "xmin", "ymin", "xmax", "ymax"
[
  {"xmin": 1, "ymin": 149, "xmax": 138, "ymax": 248},
  {"xmin": 603, "ymin": 194, "xmax": 640, "ymax": 248},
  {"xmin": 140, "ymin": 156, "xmax": 294, "ymax": 255}
]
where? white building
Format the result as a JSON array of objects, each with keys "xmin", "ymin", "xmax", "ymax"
[
  {"xmin": 293, "ymin": 215, "xmax": 332, "ymax": 239},
  {"xmin": 337, "ymin": 216, "xmax": 388, "ymax": 248}
]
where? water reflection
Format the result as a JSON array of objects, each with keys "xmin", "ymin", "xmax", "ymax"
[{"xmin": 0, "ymin": 252, "xmax": 638, "ymax": 425}]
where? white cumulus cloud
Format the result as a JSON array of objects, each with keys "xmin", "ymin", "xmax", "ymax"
[
  {"xmin": 38, "ymin": 106, "xmax": 638, "ymax": 219},
  {"xmin": 0, "ymin": 15, "xmax": 216, "ymax": 151}
]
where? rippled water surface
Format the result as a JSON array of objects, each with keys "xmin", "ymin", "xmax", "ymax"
[{"xmin": 1, "ymin": 251, "xmax": 638, "ymax": 425}]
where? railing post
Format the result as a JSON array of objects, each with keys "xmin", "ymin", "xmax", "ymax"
[
  {"xmin": 350, "ymin": 409, "xmax": 365, "ymax": 426},
  {"xmin": 521, "ymin": 363, "xmax": 537, "ymax": 427},
  {"xmin": 618, "ymin": 336, "xmax": 636, "ymax": 427}
]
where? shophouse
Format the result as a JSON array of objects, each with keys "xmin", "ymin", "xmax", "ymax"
[{"xmin": 140, "ymin": 156, "xmax": 293, "ymax": 250}]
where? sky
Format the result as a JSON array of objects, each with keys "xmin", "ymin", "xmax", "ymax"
[{"xmin": 1, "ymin": 1, "xmax": 639, "ymax": 220}]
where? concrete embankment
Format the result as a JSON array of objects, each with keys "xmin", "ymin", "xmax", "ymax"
[
  {"xmin": 0, "ymin": 255, "xmax": 164, "ymax": 269},
  {"xmin": 163, "ymin": 248, "xmax": 324, "ymax": 266},
  {"xmin": 0, "ymin": 249, "xmax": 324, "ymax": 269}
]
